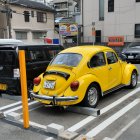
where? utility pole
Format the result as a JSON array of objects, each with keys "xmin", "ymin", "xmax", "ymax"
[{"xmin": 5, "ymin": 0, "xmax": 12, "ymax": 38}]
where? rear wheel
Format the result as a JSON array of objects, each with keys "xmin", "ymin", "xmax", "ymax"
[
  {"xmin": 128, "ymin": 71, "xmax": 137, "ymax": 89},
  {"xmin": 83, "ymin": 84, "xmax": 100, "ymax": 108}
]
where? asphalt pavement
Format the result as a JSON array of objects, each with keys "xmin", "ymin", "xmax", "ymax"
[{"xmin": 0, "ymin": 64, "xmax": 140, "ymax": 140}]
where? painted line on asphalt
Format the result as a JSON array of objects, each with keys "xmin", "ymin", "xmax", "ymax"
[
  {"xmin": 4, "ymin": 101, "xmax": 38, "ymax": 115},
  {"xmin": 0, "ymin": 101, "xmax": 22, "ymax": 111},
  {"xmin": 85, "ymin": 99, "xmax": 140, "ymax": 138},
  {"xmin": 112, "ymin": 113, "xmax": 140, "ymax": 140},
  {"xmin": 19, "ymin": 119, "xmax": 47, "ymax": 130},
  {"xmin": 67, "ymin": 87, "xmax": 140, "ymax": 132}
]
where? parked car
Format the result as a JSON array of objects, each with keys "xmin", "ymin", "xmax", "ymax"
[
  {"xmin": 0, "ymin": 44, "xmax": 63, "ymax": 95},
  {"xmin": 30, "ymin": 45, "xmax": 138, "ymax": 108},
  {"xmin": 122, "ymin": 42, "xmax": 140, "ymax": 62},
  {"xmin": 0, "ymin": 39, "xmax": 23, "ymax": 46}
]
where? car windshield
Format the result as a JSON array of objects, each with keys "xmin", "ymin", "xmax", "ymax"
[
  {"xmin": 127, "ymin": 42, "xmax": 140, "ymax": 49},
  {"xmin": 50, "ymin": 53, "xmax": 82, "ymax": 67}
]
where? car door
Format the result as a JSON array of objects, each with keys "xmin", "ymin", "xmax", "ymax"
[
  {"xmin": 89, "ymin": 52, "xmax": 109, "ymax": 92},
  {"xmin": 105, "ymin": 51, "xmax": 122, "ymax": 89}
]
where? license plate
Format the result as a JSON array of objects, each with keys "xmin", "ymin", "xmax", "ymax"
[
  {"xmin": 44, "ymin": 81, "xmax": 55, "ymax": 89},
  {"xmin": 128, "ymin": 56, "xmax": 134, "ymax": 59},
  {"xmin": 0, "ymin": 84, "xmax": 7, "ymax": 90}
]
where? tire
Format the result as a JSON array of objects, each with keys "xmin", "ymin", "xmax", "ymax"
[
  {"xmin": 128, "ymin": 71, "xmax": 138, "ymax": 89},
  {"xmin": 83, "ymin": 83, "xmax": 100, "ymax": 108}
]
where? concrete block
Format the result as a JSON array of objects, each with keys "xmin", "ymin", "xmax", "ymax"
[
  {"xmin": 45, "ymin": 137, "xmax": 55, "ymax": 140},
  {"xmin": 75, "ymin": 135, "xmax": 95, "ymax": 140},
  {"xmin": 5, "ymin": 112, "xmax": 21, "ymax": 121},
  {"xmin": 66, "ymin": 106, "xmax": 100, "ymax": 117},
  {"xmin": 0, "ymin": 112, "xmax": 4, "ymax": 119},
  {"xmin": 58, "ymin": 130, "xmax": 78, "ymax": 140},
  {"xmin": 103, "ymin": 137, "xmax": 114, "ymax": 140},
  {"xmin": 74, "ymin": 135, "xmax": 89, "ymax": 140},
  {"xmin": 47, "ymin": 123, "xmax": 64, "ymax": 135}
]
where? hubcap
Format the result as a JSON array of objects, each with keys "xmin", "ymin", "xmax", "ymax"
[
  {"xmin": 132, "ymin": 73, "xmax": 137, "ymax": 87},
  {"xmin": 87, "ymin": 87, "xmax": 98, "ymax": 106}
]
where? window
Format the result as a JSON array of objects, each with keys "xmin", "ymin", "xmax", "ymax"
[
  {"xmin": 32, "ymin": 32, "xmax": 46, "ymax": 39},
  {"xmin": 15, "ymin": 31, "xmax": 27, "ymax": 40},
  {"xmin": 50, "ymin": 53, "xmax": 82, "ymax": 67},
  {"xmin": 135, "ymin": 24, "xmax": 140, "ymax": 38},
  {"xmin": 99, "ymin": 0, "xmax": 104, "ymax": 21},
  {"xmin": 68, "ymin": 2, "xmax": 72, "ymax": 6},
  {"xmin": 24, "ymin": 11, "xmax": 30, "ymax": 22},
  {"xmin": 0, "ymin": 51, "xmax": 15, "ymax": 65},
  {"xmin": 136, "ymin": 0, "xmax": 140, "ymax": 2},
  {"xmin": 37, "ymin": 12, "xmax": 47, "ymax": 22},
  {"xmin": 90, "ymin": 52, "xmax": 106, "ymax": 68},
  {"xmin": 31, "ymin": 11, "xmax": 34, "ymax": 17},
  {"xmin": 28, "ymin": 50, "xmax": 45, "ymax": 61},
  {"xmin": 108, "ymin": 0, "xmax": 114, "ymax": 12},
  {"xmin": 106, "ymin": 52, "xmax": 118, "ymax": 64}
]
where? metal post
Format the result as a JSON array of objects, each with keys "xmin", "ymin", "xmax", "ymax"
[
  {"xmin": 19, "ymin": 50, "xmax": 29, "ymax": 129},
  {"xmin": 92, "ymin": 22, "xmax": 95, "ymax": 45}
]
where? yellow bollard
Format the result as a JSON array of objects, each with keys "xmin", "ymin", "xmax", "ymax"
[{"xmin": 19, "ymin": 50, "xmax": 29, "ymax": 129}]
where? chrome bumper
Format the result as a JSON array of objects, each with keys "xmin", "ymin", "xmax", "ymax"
[{"xmin": 30, "ymin": 91, "xmax": 78, "ymax": 104}]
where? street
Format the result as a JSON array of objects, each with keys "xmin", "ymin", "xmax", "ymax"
[{"xmin": 0, "ymin": 64, "xmax": 140, "ymax": 140}]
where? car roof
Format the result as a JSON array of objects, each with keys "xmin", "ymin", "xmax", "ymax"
[
  {"xmin": 60, "ymin": 45, "xmax": 112, "ymax": 55},
  {"xmin": 0, "ymin": 44, "xmax": 64, "ymax": 50},
  {"xmin": 0, "ymin": 39, "xmax": 23, "ymax": 45}
]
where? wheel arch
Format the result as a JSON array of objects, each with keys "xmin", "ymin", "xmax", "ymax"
[
  {"xmin": 122, "ymin": 64, "xmax": 138, "ymax": 85},
  {"xmin": 88, "ymin": 82, "xmax": 102, "ymax": 97}
]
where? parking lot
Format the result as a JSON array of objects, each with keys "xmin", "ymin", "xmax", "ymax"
[{"xmin": 0, "ymin": 64, "xmax": 140, "ymax": 140}]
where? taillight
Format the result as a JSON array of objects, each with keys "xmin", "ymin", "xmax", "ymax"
[
  {"xmin": 70, "ymin": 81, "xmax": 79, "ymax": 91},
  {"xmin": 33, "ymin": 77, "xmax": 41, "ymax": 86}
]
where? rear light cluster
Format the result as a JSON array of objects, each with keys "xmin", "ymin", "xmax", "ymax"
[
  {"xmin": 33, "ymin": 77, "xmax": 41, "ymax": 86},
  {"xmin": 70, "ymin": 81, "xmax": 79, "ymax": 91}
]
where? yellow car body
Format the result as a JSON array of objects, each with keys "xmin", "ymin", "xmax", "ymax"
[{"xmin": 31, "ymin": 46, "xmax": 138, "ymax": 107}]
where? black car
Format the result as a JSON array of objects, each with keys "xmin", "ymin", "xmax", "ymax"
[
  {"xmin": 122, "ymin": 42, "xmax": 140, "ymax": 62},
  {"xmin": 0, "ymin": 44, "xmax": 63, "ymax": 95}
]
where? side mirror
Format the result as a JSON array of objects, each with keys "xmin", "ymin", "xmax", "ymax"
[{"xmin": 119, "ymin": 54, "xmax": 127, "ymax": 61}]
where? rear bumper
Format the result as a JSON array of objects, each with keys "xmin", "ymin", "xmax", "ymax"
[
  {"xmin": 30, "ymin": 91, "xmax": 78, "ymax": 105},
  {"xmin": 0, "ymin": 77, "xmax": 20, "ymax": 94}
]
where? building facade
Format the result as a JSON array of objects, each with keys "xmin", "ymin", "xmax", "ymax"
[
  {"xmin": 0, "ymin": 0, "xmax": 56, "ymax": 44},
  {"xmin": 82, "ymin": 0, "xmax": 140, "ymax": 43},
  {"xmin": 53, "ymin": 0, "xmax": 79, "ymax": 18}
]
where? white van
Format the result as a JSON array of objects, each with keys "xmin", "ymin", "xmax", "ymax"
[{"xmin": 0, "ymin": 39, "xmax": 23, "ymax": 45}]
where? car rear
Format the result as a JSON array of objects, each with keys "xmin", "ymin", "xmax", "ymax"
[
  {"xmin": 31, "ymin": 53, "xmax": 83, "ymax": 105},
  {"xmin": 0, "ymin": 46, "xmax": 20, "ymax": 94}
]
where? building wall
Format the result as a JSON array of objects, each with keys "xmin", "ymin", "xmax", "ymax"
[
  {"xmin": 104, "ymin": 0, "xmax": 140, "ymax": 42},
  {"xmin": 82, "ymin": 0, "xmax": 104, "ymax": 42},
  {"xmin": 10, "ymin": 5, "xmax": 55, "ymax": 44},
  {"xmin": 82, "ymin": 0, "xmax": 140, "ymax": 43}
]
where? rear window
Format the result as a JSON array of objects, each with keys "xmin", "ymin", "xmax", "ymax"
[
  {"xmin": 0, "ymin": 51, "xmax": 16, "ymax": 65},
  {"xmin": 26, "ymin": 50, "xmax": 45, "ymax": 62},
  {"xmin": 50, "ymin": 53, "xmax": 82, "ymax": 67}
]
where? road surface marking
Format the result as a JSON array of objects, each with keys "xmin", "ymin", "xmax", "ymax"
[
  {"xmin": 67, "ymin": 87, "xmax": 140, "ymax": 132},
  {"xmin": 4, "ymin": 101, "xmax": 38, "ymax": 115},
  {"xmin": 0, "ymin": 101, "xmax": 22, "ymax": 111},
  {"xmin": 85, "ymin": 99, "xmax": 140, "ymax": 138},
  {"xmin": 112, "ymin": 113, "xmax": 140, "ymax": 139}
]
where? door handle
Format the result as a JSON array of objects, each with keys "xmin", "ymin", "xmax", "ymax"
[{"xmin": 109, "ymin": 67, "xmax": 112, "ymax": 70}]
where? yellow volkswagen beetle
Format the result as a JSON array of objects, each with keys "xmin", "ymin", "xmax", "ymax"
[{"xmin": 30, "ymin": 46, "xmax": 138, "ymax": 108}]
